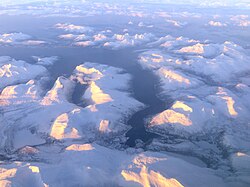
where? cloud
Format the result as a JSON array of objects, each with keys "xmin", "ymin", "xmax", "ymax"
[
  {"xmin": 166, "ymin": 19, "xmax": 187, "ymax": 27},
  {"xmin": 103, "ymin": 33, "xmax": 155, "ymax": 49},
  {"xmin": 32, "ymin": 56, "xmax": 58, "ymax": 66},
  {"xmin": 22, "ymin": 40, "xmax": 47, "ymax": 45},
  {"xmin": 0, "ymin": 33, "xmax": 31, "ymax": 44},
  {"xmin": 207, "ymin": 21, "xmax": 227, "ymax": 27},
  {"xmin": 93, "ymin": 34, "xmax": 107, "ymax": 42},
  {"xmin": 0, "ymin": 32, "xmax": 46, "ymax": 46},
  {"xmin": 74, "ymin": 40, "xmax": 94, "ymax": 47},
  {"xmin": 59, "ymin": 34, "xmax": 88, "ymax": 41},
  {"xmin": 230, "ymin": 15, "xmax": 250, "ymax": 27},
  {"xmin": 55, "ymin": 23, "xmax": 93, "ymax": 33},
  {"xmin": 57, "ymin": 25, "xmax": 156, "ymax": 49}
]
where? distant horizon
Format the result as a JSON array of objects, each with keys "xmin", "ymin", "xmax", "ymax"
[{"xmin": 0, "ymin": 0, "xmax": 249, "ymax": 7}]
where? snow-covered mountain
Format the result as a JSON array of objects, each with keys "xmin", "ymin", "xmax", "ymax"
[{"xmin": 0, "ymin": 0, "xmax": 250, "ymax": 186}]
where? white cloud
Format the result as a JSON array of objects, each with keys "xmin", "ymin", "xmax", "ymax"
[
  {"xmin": 103, "ymin": 33, "xmax": 155, "ymax": 49},
  {"xmin": 57, "ymin": 26, "xmax": 156, "ymax": 49},
  {"xmin": 0, "ymin": 33, "xmax": 31, "ymax": 44},
  {"xmin": 55, "ymin": 23, "xmax": 93, "ymax": 33},
  {"xmin": 59, "ymin": 33, "xmax": 88, "ymax": 41},
  {"xmin": 0, "ymin": 32, "xmax": 46, "ymax": 46},
  {"xmin": 74, "ymin": 40, "xmax": 94, "ymax": 47},
  {"xmin": 208, "ymin": 21, "xmax": 227, "ymax": 27},
  {"xmin": 230, "ymin": 15, "xmax": 250, "ymax": 27},
  {"xmin": 22, "ymin": 40, "xmax": 47, "ymax": 45},
  {"xmin": 32, "ymin": 56, "xmax": 58, "ymax": 66},
  {"xmin": 93, "ymin": 33, "xmax": 107, "ymax": 42}
]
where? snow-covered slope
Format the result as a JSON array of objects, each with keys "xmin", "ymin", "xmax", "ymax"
[
  {"xmin": 139, "ymin": 39, "xmax": 250, "ymax": 131},
  {"xmin": 0, "ymin": 56, "xmax": 47, "ymax": 90},
  {"xmin": 0, "ymin": 58, "xmax": 143, "ymax": 153},
  {"xmin": 138, "ymin": 36, "xmax": 250, "ymax": 185},
  {"xmin": 0, "ymin": 143, "xmax": 228, "ymax": 187},
  {"xmin": 0, "ymin": 55, "xmax": 232, "ymax": 187}
]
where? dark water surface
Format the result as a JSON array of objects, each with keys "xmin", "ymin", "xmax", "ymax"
[{"xmin": 0, "ymin": 46, "xmax": 171, "ymax": 147}]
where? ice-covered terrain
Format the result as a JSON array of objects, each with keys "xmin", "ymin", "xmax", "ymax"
[
  {"xmin": 0, "ymin": 55, "xmax": 231, "ymax": 187},
  {"xmin": 0, "ymin": 143, "xmax": 229, "ymax": 187},
  {"xmin": 0, "ymin": 56, "xmax": 47, "ymax": 90},
  {"xmin": 0, "ymin": 0, "xmax": 250, "ymax": 186},
  {"xmin": 138, "ymin": 36, "xmax": 250, "ymax": 186},
  {"xmin": 0, "ymin": 57, "xmax": 144, "ymax": 151}
]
